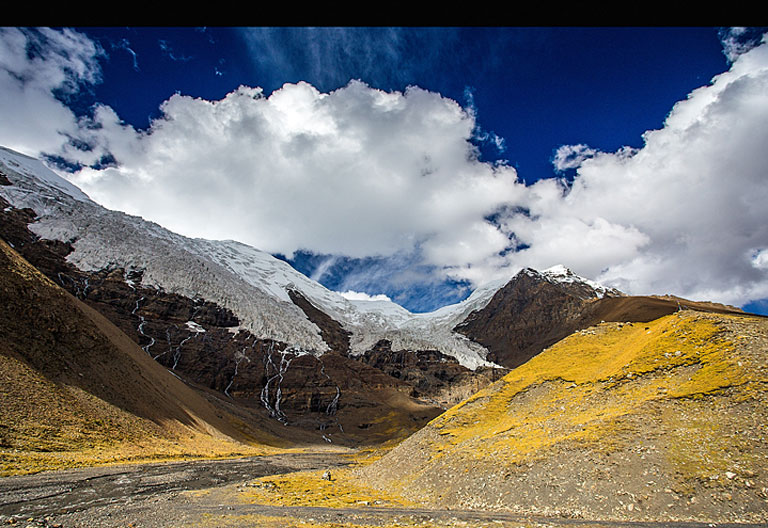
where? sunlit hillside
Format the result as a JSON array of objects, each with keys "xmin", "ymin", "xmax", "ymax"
[{"xmin": 362, "ymin": 311, "xmax": 768, "ymax": 523}]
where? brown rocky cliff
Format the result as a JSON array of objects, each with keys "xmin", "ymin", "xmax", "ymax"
[
  {"xmin": 454, "ymin": 271, "xmax": 594, "ymax": 368},
  {"xmin": 358, "ymin": 339, "xmax": 507, "ymax": 409}
]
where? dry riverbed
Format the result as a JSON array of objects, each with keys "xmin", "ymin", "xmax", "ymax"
[
  {"xmin": 2, "ymin": 450, "xmax": 766, "ymax": 528},
  {"xmin": 0, "ymin": 450, "xmax": 349, "ymax": 527}
]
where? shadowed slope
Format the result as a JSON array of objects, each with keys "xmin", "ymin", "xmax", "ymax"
[{"xmin": 0, "ymin": 240, "xmax": 280, "ymax": 474}]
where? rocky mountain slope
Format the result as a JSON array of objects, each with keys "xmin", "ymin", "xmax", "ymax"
[
  {"xmin": 0, "ymin": 148, "xmax": 453, "ymax": 446},
  {"xmin": 361, "ymin": 310, "xmax": 768, "ymax": 524},
  {"xmin": 0, "ymin": 193, "xmax": 445, "ymax": 448},
  {"xmin": 0, "ymin": 238, "xmax": 283, "ymax": 475},
  {"xmin": 0, "ymin": 146, "xmax": 497, "ymax": 368},
  {"xmin": 455, "ymin": 266, "xmax": 745, "ymax": 369},
  {"xmin": 0, "ymin": 147, "xmax": 515, "ymax": 441}
]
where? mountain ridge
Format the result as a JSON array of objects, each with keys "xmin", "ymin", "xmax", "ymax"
[
  {"xmin": 3, "ymin": 144, "xmax": 753, "ymax": 457},
  {"xmin": 0, "ymin": 146, "xmax": 623, "ymax": 370},
  {"xmin": 0, "ymin": 146, "xmax": 491, "ymax": 367}
]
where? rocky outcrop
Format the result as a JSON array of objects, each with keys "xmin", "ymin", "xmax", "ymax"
[
  {"xmin": 358, "ymin": 340, "xmax": 506, "ymax": 409},
  {"xmin": 454, "ymin": 269, "xmax": 607, "ymax": 368},
  {"xmin": 0, "ymin": 168, "xmax": 11, "ymax": 186}
]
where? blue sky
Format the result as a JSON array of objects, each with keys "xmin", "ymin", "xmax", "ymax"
[
  {"xmin": 76, "ymin": 27, "xmax": 728, "ymax": 181},
  {"xmin": 2, "ymin": 27, "xmax": 768, "ymax": 314}
]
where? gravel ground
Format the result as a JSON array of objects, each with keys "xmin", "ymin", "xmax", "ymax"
[
  {"xmin": 0, "ymin": 452, "xmax": 350, "ymax": 527},
  {"xmin": 2, "ymin": 451, "xmax": 767, "ymax": 528}
]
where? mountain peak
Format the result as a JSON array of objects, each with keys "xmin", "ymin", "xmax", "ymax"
[
  {"xmin": 519, "ymin": 264, "xmax": 622, "ymax": 299},
  {"xmin": 542, "ymin": 263, "xmax": 573, "ymax": 276}
]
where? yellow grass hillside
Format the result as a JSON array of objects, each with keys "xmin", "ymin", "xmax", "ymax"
[{"xmin": 361, "ymin": 311, "xmax": 768, "ymax": 524}]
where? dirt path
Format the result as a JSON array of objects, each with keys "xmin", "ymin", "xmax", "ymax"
[{"xmin": 178, "ymin": 498, "xmax": 768, "ymax": 528}]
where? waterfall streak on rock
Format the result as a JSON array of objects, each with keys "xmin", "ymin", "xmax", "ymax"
[
  {"xmin": 224, "ymin": 346, "xmax": 251, "ymax": 398},
  {"xmin": 132, "ymin": 296, "xmax": 156, "ymax": 356},
  {"xmin": 260, "ymin": 342, "xmax": 295, "ymax": 424}
]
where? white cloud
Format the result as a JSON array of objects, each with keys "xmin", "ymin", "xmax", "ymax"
[
  {"xmin": 551, "ymin": 143, "xmax": 598, "ymax": 173},
  {"xmin": 719, "ymin": 27, "xmax": 766, "ymax": 63},
  {"xmin": 751, "ymin": 249, "xmax": 768, "ymax": 270},
  {"xmin": 338, "ymin": 290, "xmax": 393, "ymax": 302},
  {"xmin": 309, "ymin": 255, "xmax": 339, "ymax": 283},
  {"xmin": 474, "ymin": 34, "xmax": 768, "ymax": 306},
  {"xmin": 113, "ymin": 38, "xmax": 139, "ymax": 71},
  {"xmin": 0, "ymin": 27, "xmax": 103, "ymax": 157},
  {"xmin": 68, "ymin": 80, "xmax": 524, "ymax": 270}
]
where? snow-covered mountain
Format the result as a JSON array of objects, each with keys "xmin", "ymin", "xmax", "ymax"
[
  {"xmin": 523, "ymin": 265, "xmax": 623, "ymax": 299},
  {"xmin": 0, "ymin": 146, "xmax": 616, "ymax": 369}
]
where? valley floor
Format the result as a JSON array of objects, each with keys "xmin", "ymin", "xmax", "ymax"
[{"xmin": 2, "ymin": 451, "xmax": 766, "ymax": 528}]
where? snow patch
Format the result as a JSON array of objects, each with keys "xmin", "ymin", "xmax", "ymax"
[
  {"xmin": 185, "ymin": 321, "xmax": 206, "ymax": 333},
  {"xmin": 0, "ymin": 147, "xmax": 91, "ymax": 203},
  {"xmin": 539, "ymin": 264, "xmax": 622, "ymax": 299}
]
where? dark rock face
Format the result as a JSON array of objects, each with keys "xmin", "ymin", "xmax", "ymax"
[
  {"xmin": 454, "ymin": 270, "xmax": 609, "ymax": 369},
  {"xmin": 77, "ymin": 268, "xmax": 440, "ymax": 444},
  {"xmin": 287, "ymin": 289, "xmax": 351, "ymax": 354},
  {"xmin": 358, "ymin": 339, "xmax": 507, "ymax": 408}
]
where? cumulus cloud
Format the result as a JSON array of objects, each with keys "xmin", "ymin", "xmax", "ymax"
[
  {"xmin": 69, "ymin": 80, "xmax": 524, "ymax": 270},
  {"xmin": 0, "ymin": 27, "xmax": 103, "ymax": 156},
  {"xmin": 476, "ymin": 33, "xmax": 768, "ymax": 306}
]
